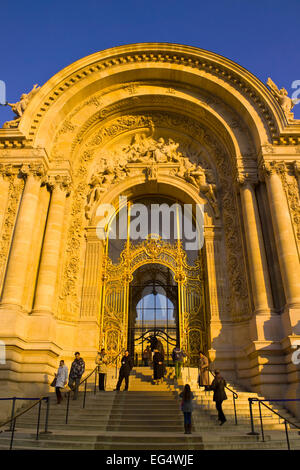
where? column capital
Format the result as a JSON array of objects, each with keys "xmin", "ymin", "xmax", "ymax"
[
  {"xmin": 258, "ymin": 160, "xmax": 286, "ymax": 181},
  {"xmin": 293, "ymin": 160, "xmax": 300, "ymax": 177},
  {"xmin": 20, "ymin": 163, "xmax": 46, "ymax": 180},
  {"xmin": 235, "ymin": 172, "xmax": 257, "ymax": 187},
  {"xmin": 0, "ymin": 164, "xmax": 21, "ymax": 181},
  {"xmin": 46, "ymin": 174, "xmax": 72, "ymax": 193}
]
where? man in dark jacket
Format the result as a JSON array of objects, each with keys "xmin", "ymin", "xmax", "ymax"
[
  {"xmin": 210, "ymin": 369, "xmax": 227, "ymax": 425},
  {"xmin": 68, "ymin": 352, "xmax": 85, "ymax": 400},
  {"xmin": 114, "ymin": 350, "xmax": 133, "ymax": 391}
]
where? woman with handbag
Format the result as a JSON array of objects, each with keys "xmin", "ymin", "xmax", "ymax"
[
  {"xmin": 179, "ymin": 384, "xmax": 194, "ymax": 434},
  {"xmin": 52, "ymin": 360, "xmax": 68, "ymax": 404}
]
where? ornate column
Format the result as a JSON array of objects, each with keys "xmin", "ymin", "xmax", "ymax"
[
  {"xmin": 33, "ymin": 176, "xmax": 70, "ymax": 314},
  {"xmin": 238, "ymin": 175, "xmax": 274, "ymax": 315},
  {"xmin": 262, "ymin": 162, "xmax": 300, "ymax": 307},
  {"xmin": 261, "ymin": 161, "xmax": 300, "ymax": 338},
  {"xmin": 1, "ymin": 164, "xmax": 45, "ymax": 308}
]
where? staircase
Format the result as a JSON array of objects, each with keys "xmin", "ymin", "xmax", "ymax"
[{"xmin": 0, "ymin": 366, "xmax": 299, "ymax": 450}]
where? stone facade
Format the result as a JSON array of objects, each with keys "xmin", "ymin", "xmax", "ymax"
[{"xmin": 0, "ymin": 44, "xmax": 299, "ymax": 417}]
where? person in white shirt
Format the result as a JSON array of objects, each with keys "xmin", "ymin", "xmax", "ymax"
[{"xmin": 55, "ymin": 360, "xmax": 68, "ymax": 404}]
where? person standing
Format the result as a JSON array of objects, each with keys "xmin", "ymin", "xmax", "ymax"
[
  {"xmin": 142, "ymin": 345, "xmax": 152, "ymax": 367},
  {"xmin": 114, "ymin": 350, "xmax": 133, "ymax": 391},
  {"xmin": 68, "ymin": 352, "xmax": 85, "ymax": 400},
  {"xmin": 95, "ymin": 348, "xmax": 108, "ymax": 391},
  {"xmin": 198, "ymin": 351, "xmax": 210, "ymax": 391},
  {"xmin": 54, "ymin": 360, "xmax": 68, "ymax": 404},
  {"xmin": 210, "ymin": 369, "xmax": 227, "ymax": 425},
  {"xmin": 179, "ymin": 384, "xmax": 194, "ymax": 434},
  {"xmin": 172, "ymin": 345, "xmax": 186, "ymax": 379},
  {"xmin": 153, "ymin": 348, "xmax": 164, "ymax": 385}
]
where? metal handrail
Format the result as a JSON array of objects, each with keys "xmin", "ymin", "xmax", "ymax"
[
  {"xmin": 248, "ymin": 397, "xmax": 300, "ymax": 450},
  {"xmin": 181, "ymin": 355, "xmax": 239, "ymax": 424},
  {"xmin": 65, "ymin": 349, "xmax": 125, "ymax": 424},
  {"xmin": 208, "ymin": 367, "xmax": 238, "ymax": 425},
  {"xmin": 0, "ymin": 396, "xmax": 50, "ymax": 450}
]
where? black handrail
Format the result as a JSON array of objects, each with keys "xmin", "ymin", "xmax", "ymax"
[
  {"xmin": 208, "ymin": 367, "xmax": 238, "ymax": 425},
  {"xmin": 182, "ymin": 355, "xmax": 239, "ymax": 424},
  {"xmin": 0, "ymin": 396, "xmax": 50, "ymax": 450},
  {"xmin": 65, "ymin": 349, "xmax": 125, "ymax": 424},
  {"xmin": 248, "ymin": 398, "xmax": 300, "ymax": 450}
]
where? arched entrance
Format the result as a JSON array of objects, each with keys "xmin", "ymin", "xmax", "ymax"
[
  {"xmin": 100, "ymin": 189, "xmax": 209, "ymax": 366},
  {"xmin": 128, "ymin": 263, "xmax": 179, "ymax": 365}
]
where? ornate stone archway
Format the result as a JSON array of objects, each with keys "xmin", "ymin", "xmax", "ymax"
[{"xmin": 0, "ymin": 44, "xmax": 299, "ymax": 416}]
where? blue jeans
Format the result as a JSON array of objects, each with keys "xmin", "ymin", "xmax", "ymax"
[{"xmin": 183, "ymin": 412, "xmax": 192, "ymax": 425}]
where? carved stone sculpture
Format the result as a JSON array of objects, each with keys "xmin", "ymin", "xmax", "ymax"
[
  {"xmin": 3, "ymin": 84, "xmax": 40, "ymax": 128},
  {"xmin": 267, "ymin": 78, "xmax": 297, "ymax": 117}
]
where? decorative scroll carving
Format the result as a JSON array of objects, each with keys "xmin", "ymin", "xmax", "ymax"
[
  {"xmin": 58, "ymin": 150, "xmax": 95, "ymax": 317},
  {"xmin": 0, "ymin": 172, "xmax": 24, "ymax": 287}
]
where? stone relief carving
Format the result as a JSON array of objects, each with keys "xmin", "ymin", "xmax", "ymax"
[
  {"xmin": 59, "ymin": 112, "xmax": 251, "ymax": 322},
  {"xmin": 0, "ymin": 168, "xmax": 24, "ymax": 286},
  {"xmin": 3, "ymin": 84, "xmax": 40, "ymax": 129},
  {"xmin": 84, "ymin": 134, "xmax": 218, "ymax": 219}
]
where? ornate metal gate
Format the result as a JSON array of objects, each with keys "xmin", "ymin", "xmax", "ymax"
[{"xmin": 100, "ymin": 235, "xmax": 208, "ymax": 365}]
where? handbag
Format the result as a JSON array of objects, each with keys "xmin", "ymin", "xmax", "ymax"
[{"xmin": 50, "ymin": 377, "xmax": 57, "ymax": 387}]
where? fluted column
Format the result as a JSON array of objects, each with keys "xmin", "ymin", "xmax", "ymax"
[
  {"xmin": 33, "ymin": 176, "xmax": 69, "ymax": 314},
  {"xmin": 262, "ymin": 162, "xmax": 300, "ymax": 307},
  {"xmin": 1, "ymin": 165, "xmax": 44, "ymax": 307},
  {"xmin": 239, "ymin": 176, "xmax": 274, "ymax": 314}
]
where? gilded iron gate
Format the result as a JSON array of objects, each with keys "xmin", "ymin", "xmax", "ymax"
[{"xmin": 100, "ymin": 235, "xmax": 208, "ymax": 365}]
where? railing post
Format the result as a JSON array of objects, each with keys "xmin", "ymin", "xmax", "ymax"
[
  {"xmin": 36, "ymin": 400, "xmax": 42, "ymax": 440},
  {"xmin": 65, "ymin": 392, "xmax": 70, "ymax": 424},
  {"xmin": 258, "ymin": 401, "xmax": 265, "ymax": 442},
  {"xmin": 83, "ymin": 380, "xmax": 87, "ymax": 409},
  {"xmin": 43, "ymin": 397, "xmax": 51, "ymax": 434},
  {"xmin": 247, "ymin": 398, "xmax": 259, "ymax": 435},
  {"xmin": 94, "ymin": 368, "xmax": 97, "ymax": 395},
  {"xmin": 284, "ymin": 420, "xmax": 291, "ymax": 450},
  {"xmin": 9, "ymin": 418, "xmax": 16, "ymax": 450},
  {"xmin": 233, "ymin": 395, "xmax": 238, "ymax": 425},
  {"xmin": 9, "ymin": 397, "xmax": 16, "ymax": 432}
]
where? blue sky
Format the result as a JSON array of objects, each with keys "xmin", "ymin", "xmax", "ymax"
[{"xmin": 0, "ymin": 0, "xmax": 299, "ymax": 125}]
